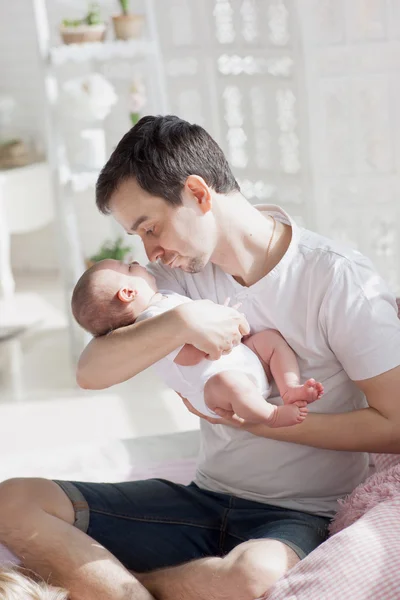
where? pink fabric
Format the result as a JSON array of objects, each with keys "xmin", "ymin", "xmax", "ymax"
[
  {"xmin": 0, "ymin": 545, "xmax": 19, "ymax": 566},
  {"xmin": 265, "ymin": 496, "xmax": 400, "ymax": 600},
  {"xmin": 371, "ymin": 452, "xmax": 400, "ymax": 473},
  {"xmin": 330, "ymin": 461, "xmax": 400, "ymax": 535}
]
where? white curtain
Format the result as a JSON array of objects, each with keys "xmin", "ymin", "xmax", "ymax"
[{"xmin": 155, "ymin": 0, "xmax": 400, "ymax": 294}]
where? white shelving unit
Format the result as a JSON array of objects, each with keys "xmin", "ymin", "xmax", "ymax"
[{"xmin": 31, "ymin": 0, "xmax": 168, "ymax": 362}]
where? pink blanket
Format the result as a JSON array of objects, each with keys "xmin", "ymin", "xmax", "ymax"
[{"xmin": 266, "ymin": 495, "xmax": 400, "ymax": 600}]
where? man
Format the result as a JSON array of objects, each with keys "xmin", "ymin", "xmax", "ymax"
[{"xmin": 0, "ymin": 115, "xmax": 400, "ymax": 600}]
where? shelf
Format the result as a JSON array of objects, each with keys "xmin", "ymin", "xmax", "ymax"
[
  {"xmin": 69, "ymin": 169, "xmax": 100, "ymax": 193},
  {"xmin": 56, "ymin": 166, "xmax": 99, "ymax": 192},
  {"xmin": 0, "ymin": 293, "xmax": 67, "ymax": 332},
  {"xmin": 49, "ymin": 38, "xmax": 154, "ymax": 66}
]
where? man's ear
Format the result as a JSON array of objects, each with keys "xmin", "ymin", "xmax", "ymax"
[
  {"xmin": 185, "ymin": 175, "xmax": 212, "ymax": 214},
  {"xmin": 117, "ymin": 287, "xmax": 137, "ymax": 303}
]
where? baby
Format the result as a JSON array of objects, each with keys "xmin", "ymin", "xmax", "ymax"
[
  {"xmin": 0, "ymin": 566, "xmax": 68, "ymax": 599},
  {"xmin": 72, "ymin": 259, "xmax": 323, "ymax": 427}
]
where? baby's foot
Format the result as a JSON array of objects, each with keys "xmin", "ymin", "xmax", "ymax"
[
  {"xmin": 282, "ymin": 379, "xmax": 324, "ymax": 405},
  {"xmin": 267, "ymin": 401, "xmax": 308, "ymax": 428}
]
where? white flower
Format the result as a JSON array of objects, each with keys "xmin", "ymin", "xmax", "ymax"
[{"xmin": 60, "ymin": 74, "xmax": 117, "ymax": 121}]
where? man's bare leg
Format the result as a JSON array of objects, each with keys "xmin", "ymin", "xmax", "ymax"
[
  {"xmin": 137, "ymin": 539, "xmax": 300, "ymax": 600},
  {"xmin": 0, "ymin": 478, "xmax": 154, "ymax": 600}
]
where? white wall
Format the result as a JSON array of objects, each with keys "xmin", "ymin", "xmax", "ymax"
[{"xmin": 2, "ymin": 0, "xmax": 400, "ymax": 292}]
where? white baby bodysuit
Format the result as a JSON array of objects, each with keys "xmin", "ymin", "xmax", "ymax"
[{"xmin": 136, "ymin": 292, "xmax": 270, "ymax": 417}]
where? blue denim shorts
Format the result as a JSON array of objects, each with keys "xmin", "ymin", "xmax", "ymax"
[{"xmin": 54, "ymin": 478, "xmax": 329, "ymax": 572}]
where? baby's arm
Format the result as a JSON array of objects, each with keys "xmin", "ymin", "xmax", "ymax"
[
  {"xmin": 244, "ymin": 330, "xmax": 324, "ymax": 404},
  {"xmin": 174, "ymin": 345, "xmax": 208, "ymax": 367}
]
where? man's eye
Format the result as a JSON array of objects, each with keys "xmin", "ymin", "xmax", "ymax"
[{"xmin": 145, "ymin": 227, "xmax": 154, "ymax": 235}]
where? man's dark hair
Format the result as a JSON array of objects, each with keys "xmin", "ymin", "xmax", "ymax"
[{"xmin": 96, "ymin": 115, "xmax": 240, "ymax": 214}]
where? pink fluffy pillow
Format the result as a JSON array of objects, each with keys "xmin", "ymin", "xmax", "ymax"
[
  {"xmin": 266, "ymin": 496, "xmax": 400, "ymax": 600},
  {"xmin": 330, "ymin": 458, "xmax": 400, "ymax": 535}
]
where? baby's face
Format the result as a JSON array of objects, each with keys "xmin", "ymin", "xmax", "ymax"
[
  {"xmin": 93, "ymin": 259, "xmax": 158, "ymax": 314},
  {"xmin": 96, "ymin": 258, "xmax": 154, "ymax": 284}
]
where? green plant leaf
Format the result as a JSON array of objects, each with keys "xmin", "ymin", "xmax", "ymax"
[
  {"xmin": 119, "ymin": 0, "xmax": 130, "ymax": 15},
  {"xmin": 89, "ymin": 237, "xmax": 132, "ymax": 263}
]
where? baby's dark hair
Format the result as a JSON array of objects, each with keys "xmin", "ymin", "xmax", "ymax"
[{"xmin": 71, "ymin": 264, "xmax": 135, "ymax": 337}]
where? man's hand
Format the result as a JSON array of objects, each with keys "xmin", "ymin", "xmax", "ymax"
[
  {"xmin": 230, "ymin": 365, "xmax": 400, "ymax": 453},
  {"xmin": 178, "ymin": 394, "xmax": 245, "ymax": 428},
  {"xmin": 176, "ymin": 300, "xmax": 249, "ymax": 360}
]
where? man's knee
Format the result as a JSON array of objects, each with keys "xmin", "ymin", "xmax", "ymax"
[
  {"xmin": 0, "ymin": 478, "xmax": 75, "ymax": 525},
  {"xmin": 222, "ymin": 539, "xmax": 299, "ymax": 599}
]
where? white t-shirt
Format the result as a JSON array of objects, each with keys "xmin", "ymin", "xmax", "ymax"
[
  {"xmin": 136, "ymin": 293, "xmax": 270, "ymax": 417},
  {"xmin": 147, "ymin": 205, "xmax": 400, "ymax": 517}
]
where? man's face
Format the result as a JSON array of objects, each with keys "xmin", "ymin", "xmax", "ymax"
[{"xmin": 109, "ymin": 177, "xmax": 217, "ymax": 273}]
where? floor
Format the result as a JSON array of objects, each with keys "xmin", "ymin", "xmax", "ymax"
[{"xmin": 0, "ymin": 271, "xmax": 200, "ymax": 482}]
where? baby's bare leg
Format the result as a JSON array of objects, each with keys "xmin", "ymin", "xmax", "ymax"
[
  {"xmin": 244, "ymin": 331, "xmax": 324, "ymax": 405},
  {"xmin": 204, "ymin": 371, "xmax": 308, "ymax": 427}
]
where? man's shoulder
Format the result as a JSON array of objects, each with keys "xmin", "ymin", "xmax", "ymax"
[{"xmin": 297, "ymin": 227, "xmax": 372, "ymax": 275}]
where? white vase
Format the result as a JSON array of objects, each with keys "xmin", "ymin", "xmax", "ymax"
[
  {"xmin": 79, "ymin": 128, "xmax": 106, "ymax": 170},
  {"xmin": 66, "ymin": 126, "xmax": 106, "ymax": 171}
]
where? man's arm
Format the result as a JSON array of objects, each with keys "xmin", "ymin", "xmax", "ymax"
[
  {"xmin": 77, "ymin": 310, "xmax": 185, "ymax": 390},
  {"xmin": 77, "ymin": 300, "xmax": 249, "ymax": 390},
  {"xmin": 243, "ymin": 365, "xmax": 400, "ymax": 453}
]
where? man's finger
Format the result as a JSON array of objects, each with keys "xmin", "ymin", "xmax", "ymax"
[
  {"xmin": 206, "ymin": 350, "xmax": 222, "ymax": 361},
  {"xmin": 223, "ymin": 297, "xmax": 231, "ymax": 307}
]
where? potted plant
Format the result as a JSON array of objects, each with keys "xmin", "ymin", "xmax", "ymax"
[
  {"xmin": 60, "ymin": 3, "xmax": 106, "ymax": 45},
  {"xmin": 112, "ymin": 0, "xmax": 144, "ymax": 40},
  {"xmin": 87, "ymin": 237, "xmax": 133, "ymax": 268}
]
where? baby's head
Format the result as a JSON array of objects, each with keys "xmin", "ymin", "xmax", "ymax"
[
  {"xmin": 72, "ymin": 259, "xmax": 158, "ymax": 336},
  {"xmin": 0, "ymin": 566, "xmax": 68, "ymax": 599}
]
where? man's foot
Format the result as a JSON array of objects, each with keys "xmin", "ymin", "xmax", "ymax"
[
  {"xmin": 267, "ymin": 401, "xmax": 308, "ymax": 428},
  {"xmin": 282, "ymin": 379, "xmax": 324, "ymax": 405}
]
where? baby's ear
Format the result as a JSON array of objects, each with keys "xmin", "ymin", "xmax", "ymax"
[{"xmin": 117, "ymin": 287, "xmax": 137, "ymax": 303}]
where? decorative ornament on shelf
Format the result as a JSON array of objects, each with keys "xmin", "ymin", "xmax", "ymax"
[
  {"xmin": 60, "ymin": 2, "xmax": 106, "ymax": 45},
  {"xmin": 87, "ymin": 237, "xmax": 133, "ymax": 268},
  {"xmin": 0, "ymin": 95, "xmax": 42, "ymax": 170},
  {"xmin": 129, "ymin": 77, "xmax": 147, "ymax": 126},
  {"xmin": 60, "ymin": 74, "xmax": 117, "ymax": 170},
  {"xmin": 60, "ymin": 73, "xmax": 117, "ymax": 122},
  {"xmin": 112, "ymin": 0, "xmax": 145, "ymax": 41}
]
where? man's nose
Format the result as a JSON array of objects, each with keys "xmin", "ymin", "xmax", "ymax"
[{"xmin": 147, "ymin": 243, "xmax": 164, "ymax": 263}]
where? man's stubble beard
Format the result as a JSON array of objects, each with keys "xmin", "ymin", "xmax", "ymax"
[{"xmin": 185, "ymin": 255, "xmax": 208, "ymax": 274}]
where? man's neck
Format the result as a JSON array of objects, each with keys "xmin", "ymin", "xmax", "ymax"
[{"xmin": 211, "ymin": 197, "xmax": 291, "ymax": 287}]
